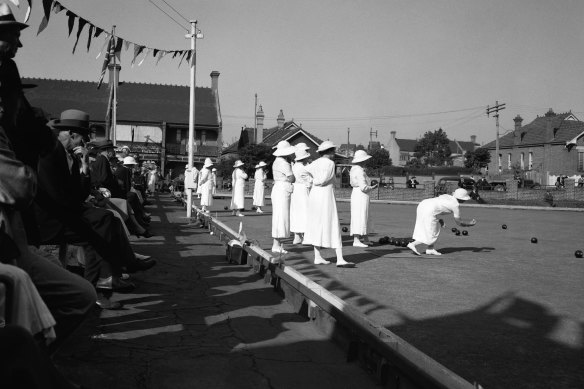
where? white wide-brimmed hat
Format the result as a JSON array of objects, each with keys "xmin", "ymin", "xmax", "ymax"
[
  {"xmin": 317, "ymin": 140, "xmax": 336, "ymax": 153},
  {"xmin": 203, "ymin": 158, "xmax": 213, "ymax": 168},
  {"xmin": 273, "ymin": 140, "xmax": 296, "ymax": 156},
  {"xmin": 123, "ymin": 156, "xmax": 138, "ymax": 165},
  {"xmin": 453, "ymin": 188, "xmax": 471, "ymax": 201},
  {"xmin": 233, "ymin": 160, "xmax": 244, "ymax": 168},
  {"xmin": 295, "ymin": 149, "xmax": 310, "ymax": 162},
  {"xmin": 212, "ymin": 168, "xmax": 217, "ymax": 172},
  {"xmin": 255, "ymin": 161, "xmax": 267, "ymax": 169},
  {"xmin": 351, "ymin": 150, "xmax": 372, "ymax": 164},
  {"xmin": 295, "ymin": 142, "xmax": 310, "ymax": 151}
]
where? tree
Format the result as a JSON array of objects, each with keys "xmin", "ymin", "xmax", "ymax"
[
  {"xmin": 464, "ymin": 147, "xmax": 491, "ymax": 170},
  {"xmin": 238, "ymin": 143, "xmax": 274, "ymax": 177},
  {"xmin": 364, "ymin": 147, "xmax": 392, "ymax": 175},
  {"xmin": 413, "ymin": 128, "xmax": 452, "ymax": 166}
]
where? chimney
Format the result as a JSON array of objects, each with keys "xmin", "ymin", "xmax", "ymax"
[
  {"xmin": 513, "ymin": 115, "xmax": 523, "ymax": 131},
  {"xmin": 470, "ymin": 135, "xmax": 477, "ymax": 144},
  {"xmin": 256, "ymin": 105, "xmax": 264, "ymax": 144},
  {"xmin": 210, "ymin": 71, "xmax": 220, "ymax": 93},
  {"xmin": 390, "ymin": 131, "xmax": 396, "ymax": 142},
  {"xmin": 277, "ymin": 109, "xmax": 285, "ymax": 129},
  {"xmin": 545, "ymin": 109, "xmax": 556, "ymax": 140}
]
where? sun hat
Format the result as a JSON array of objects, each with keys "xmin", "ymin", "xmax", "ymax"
[
  {"xmin": 317, "ymin": 140, "xmax": 336, "ymax": 153},
  {"xmin": 123, "ymin": 156, "xmax": 138, "ymax": 165},
  {"xmin": 351, "ymin": 150, "xmax": 372, "ymax": 164},
  {"xmin": 273, "ymin": 140, "xmax": 296, "ymax": 156},
  {"xmin": 203, "ymin": 158, "xmax": 213, "ymax": 168},
  {"xmin": 295, "ymin": 142, "xmax": 310, "ymax": 151},
  {"xmin": 255, "ymin": 161, "xmax": 267, "ymax": 169},
  {"xmin": 0, "ymin": 3, "xmax": 28, "ymax": 31},
  {"xmin": 52, "ymin": 109, "xmax": 90, "ymax": 135},
  {"xmin": 294, "ymin": 149, "xmax": 310, "ymax": 162},
  {"xmin": 212, "ymin": 168, "xmax": 217, "ymax": 172},
  {"xmin": 120, "ymin": 145, "xmax": 131, "ymax": 151},
  {"xmin": 233, "ymin": 160, "xmax": 244, "ymax": 168},
  {"xmin": 453, "ymin": 188, "xmax": 471, "ymax": 201}
]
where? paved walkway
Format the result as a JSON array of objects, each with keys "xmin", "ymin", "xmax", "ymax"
[{"xmin": 53, "ymin": 194, "xmax": 376, "ymax": 389}]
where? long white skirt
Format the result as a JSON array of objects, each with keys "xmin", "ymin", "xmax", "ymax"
[
  {"xmin": 230, "ymin": 181, "xmax": 245, "ymax": 210},
  {"xmin": 303, "ymin": 185, "xmax": 342, "ymax": 248},
  {"xmin": 412, "ymin": 200, "xmax": 441, "ymax": 245},
  {"xmin": 350, "ymin": 187, "xmax": 370, "ymax": 236},
  {"xmin": 290, "ymin": 183, "xmax": 309, "ymax": 233},
  {"xmin": 270, "ymin": 181, "xmax": 292, "ymax": 238},
  {"xmin": 200, "ymin": 181, "xmax": 213, "ymax": 206},
  {"xmin": 253, "ymin": 180, "xmax": 265, "ymax": 206}
]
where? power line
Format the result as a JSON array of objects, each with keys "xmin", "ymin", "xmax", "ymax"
[
  {"xmin": 157, "ymin": 0, "xmax": 190, "ymax": 24},
  {"xmin": 146, "ymin": 0, "xmax": 188, "ymax": 32}
]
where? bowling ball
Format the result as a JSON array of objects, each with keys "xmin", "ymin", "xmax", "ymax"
[
  {"xmin": 451, "ymin": 227, "xmax": 458, "ymax": 233},
  {"xmin": 371, "ymin": 180, "xmax": 378, "ymax": 186},
  {"xmin": 342, "ymin": 227, "xmax": 348, "ymax": 232},
  {"xmin": 224, "ymin": 206, "xmax": 228, "ymax": 210},
  {"xmin": 388, "ymin": 237, "xmax": 395, "ymax": 245},
  {"xmin": 462, "ymin": 230, "xmax": 468, "ymax": 236},
  {"xmin": 251, "ymin": 206, "xmax": 256, "ymax": 211},
  {"xmin": 531, "ymin": 237, "xmax": 538, "ymax": 243},
  {"xmin": 575, "ymin": 250, "xmax": 583, "ymax": 258},
  {"xmin": 455, "ymin": 230, "xmax": 461, "ymax": 236},
  {"xmin": 502, "ymin": 224, "xmax": 508, "ymax": 229}
]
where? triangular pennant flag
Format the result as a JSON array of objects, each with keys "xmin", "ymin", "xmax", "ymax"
[
  {"xmin": 24, "ymin": 0, "xmax": 32, "ymax": 23},
  {"xmin": 72, "ymin": 18, "xmax": 87, "ymax": 54},
  {"xmin": 124, "ymin": 40, "xmax": 130, "ymax": 51},
  {"xmin": 65, "ymin": 10, "xmax": 76, "ymax": 37},
  {"xmin": 97, "ymin": 34, "xmax": 115, "ymax": 89},
  {"xmin": 155, "ymin": 50, "xmax": 166, "ymax": 65},
  {"xmin": 53, "ymin": 1, "xmax": 63, "ymax": 13},
  {"xmin": 190, "ymin": 49, "xmax": 196, "ymax": 66},
  {"xmin": 177, "ymin": 51, "xmax": 188, "ymax": 68},
  {"xmin": 37, "ymin": 0, "xmax": 55, "ymax": 35},
  {"xmin": 152, "ymin": 49, "xmax": 159, "ymax": 57},
  {"xmin": 96, "ymin": 34, "xmax": 109, "ymax": 59},
  {"xmin": 114, "ymin": 37, "xmax": 123, "ymax": 61},
  {"xmin": 138, "ymin": 48, "xmax": 151, "ymax": 66},
  {"xmin": 171, "ymin": 50, "xmax": 180, "ymax": 59},
  {"xmin": 185, "ymin": 51, "xmax": 192, "ymax": 66},
  {"xmin": 86, "ymin": 24, "xmax": 94, "ymax": 52},
  {"xmin": 8, "ymin": 0, "xmax": 19, "ymax": 7},
  {"xmin": 94, "ymin": 26, "xmax": 103, "ymax": 38},
  {"xmin": 131, "ymin": 43, "xmax": 145, "ymax": 66}
]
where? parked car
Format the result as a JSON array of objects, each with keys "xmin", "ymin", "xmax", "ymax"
[{"xmin": 434, "ymin": 176, "xmax": 476, "ymax": 196}]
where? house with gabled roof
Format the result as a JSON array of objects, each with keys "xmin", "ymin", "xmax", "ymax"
[
  {"xmin": 482, "ymin": 108, "xmax": 584, "ymax": 184},
  {"xmin": 22, "ymin": 67, "xmax": 222, "ymax": 176},
  {"xmin": 387, "ymin": 131, "xmax": 478, "ymax": 166}
]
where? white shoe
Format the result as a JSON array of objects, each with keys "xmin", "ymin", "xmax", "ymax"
[
  {"xmin": 135, "ymin": 253, "xmax": 151, "ymax": 260},
  {"xmin": 314, "ymin": 258, "xmax": 330, "ymax": 265},
  {"xmin": 237, "ymin": 213, "xmax": 245, "ymax": 217},
  {"xmin": 353, "ymin": 241, "xmax": 368, "ymax": 247},
  {"xmin": 256, "ymin": 209, "xmax": 263, "ymax": 213},
  {"xmin": 407, "ymin": 243, "xmax": 421, "ymax": 256},
  {"xmin": 425, "ymin": 249, "xmax": 442, "ymax": 256},
  {"xmin": 272, "ymin": 247, "xmax": 288, "ymax": 254}
]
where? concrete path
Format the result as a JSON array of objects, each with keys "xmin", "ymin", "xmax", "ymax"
[{"xmin": 53, "ymin": 195, "xmax": 376, "ymax": 389}]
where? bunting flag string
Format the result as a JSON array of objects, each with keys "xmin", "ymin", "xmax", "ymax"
[{"xmin": 31, "ymin": 0, "xmax": 194, "ymax": 78}]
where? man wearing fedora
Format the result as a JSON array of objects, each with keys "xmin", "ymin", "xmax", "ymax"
[{"xmin": 0, "ymin": 2, "xmax": 97, "ymax": 370}]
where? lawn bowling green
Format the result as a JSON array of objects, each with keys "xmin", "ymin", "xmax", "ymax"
[{"xmin": 208, "ymin": 198, "xmax": 584, "ymax": 389}]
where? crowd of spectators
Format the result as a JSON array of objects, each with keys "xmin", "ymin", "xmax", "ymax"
[{"xmin": 0, "ymin": 4, "xmax": 159, "ymax": 388}]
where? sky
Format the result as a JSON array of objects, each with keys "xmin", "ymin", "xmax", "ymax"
[{"xmin": 12, "ymin": 0, "xmax": 584, "ymax": 147}]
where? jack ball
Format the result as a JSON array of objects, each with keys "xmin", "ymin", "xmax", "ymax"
[
  {"xmin": 531, "ymin": 237, "xmax": 538, "ymax": 243},
  {"xmin": 462, "ymin": 230, "xmax": 468, "ymax": 236},
  {"xmin": 575, "ymin": 250, "xmax": 583, "ymax": 258}
]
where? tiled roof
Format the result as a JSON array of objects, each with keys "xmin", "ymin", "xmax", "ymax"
[
  {"xmin": 483, "ymin": 112, "xmax": 584, "ymax": 149},
  {"xmin": 395, "ymin": 138, "xmax": 418, "ymax": 152},
  {"xmin": 22, "ymin": 78, "xmax": 220, "ymax": 126},
  {"xmin": 397, "ymin": 138, "xmax": 476, "ymax": 154}
]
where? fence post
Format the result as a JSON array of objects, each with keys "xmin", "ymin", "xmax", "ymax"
[{"xmin": 565, "ymin": 178, "xmax": 575, "ymax": 200}]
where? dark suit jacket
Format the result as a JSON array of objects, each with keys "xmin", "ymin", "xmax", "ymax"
[
  {"xmin": 90, "ymin": 154, "xmax": 123, "ymax": 198},
  {"xmin": 114, "ymin": 165, "xmax": 132, "ymax": 195},
  {"xmin": 34, "ymin": 139, "xmax": 91, "ymax": 244}
]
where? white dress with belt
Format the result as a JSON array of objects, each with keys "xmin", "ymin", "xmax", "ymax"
[
  {"xmin": 412, "ymin": 194, "xmax": 460, "ymax": 245},
  {"xmin": 350, "ymin": 165, "xmax": 374, "ymax": 236},
  {"xmin": 271, "ymin": 157, "xmax": 293, "ymax": 238},
  {"xmin": 303, "ymin": 157, "xmax": 342, "ymax": 249},
  {"xmin": 230, "ymin": 168, "xmax": 248, "ymax": 210},
  {"xmin": 290, "ymin": 162, "xmax": 311, "ymax": 234},
  {"xmin": 199, "ymin": 167, "xmax": 213, "ymax": 207},
  {"xmin": 253, "ymin": 169, "xmax": 266, "ymax": 207}
]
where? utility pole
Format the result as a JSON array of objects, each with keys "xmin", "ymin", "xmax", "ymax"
[
  {"xmin": 347, "ymin": 128, "xmax": 350, "ymax": 157},
  {"xmin": 487, "ymin": 101, "xmax": 506, "ymax": 173},
  {"xmin": 254, "ymin": 93, "xmax": 257, "ymax": 144},
  {"xmin": 369, "ymin": 127, "xmax": 378, "ymax": 150}
]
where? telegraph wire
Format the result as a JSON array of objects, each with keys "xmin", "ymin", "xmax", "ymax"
[
  {"xmin": 157, "ymin": 0, "xmax": 190, "ymax": 24},
  {"xmin": 146, "ymin": 0, "xmax": 188, "ymax": 32}
]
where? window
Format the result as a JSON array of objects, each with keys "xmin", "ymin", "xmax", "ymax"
[
  {"xmin": 520, "ymin": 153, "xmax": 525, "ymax": 169},
  {"xmin": 528, "ymin": 152, "xmax": 533, "ymax": 170},
  {"xmin": 176, "ymin": 129, "xmax": 181, "ymax": 143},
  {"xmin": 507, "ymin": 153, "xmax": 512, "ymax": 169},
  {"xmin": 400, "ymin": 152, "xmax": 408, "ymax": 161},
  {"xmin": 498, "ymin": 154, "xmax": 502, "ymax": 170},
  {"xmin": 579, "ymin": 152, "xmax": 584, "ymax": 172}
]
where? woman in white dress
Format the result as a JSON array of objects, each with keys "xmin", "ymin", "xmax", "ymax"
[
  {"xmin": 303, "ymin": 141, "xmax": 354, "ymax": 268},
  {"xmin": 147, "ymin": 166, "xmax": 158, "ymax": 193},
  {"xmin": 230, "ymin": 160, "xmax": 248, "ymax": 217},
  {"xmin": 211, "ymin": 168, "xmax": 217, "ymax": 196},
  {"xmin": 253, "ymin": 161, "xmax": 267, "ymax": 213},
  {"xmin": 290, "ymin": 144, "xmax": 312, "ymax": 244},
  {"xmin": 270, "ymin": 141, "xmax": 296, "ymax": 253},
  {"xmin": 349, "ymin": 150, "xmax": 378, "ymax": 247},
  {"xmin": 407, "ymin": 188, "xmax": 477, "ymax": 256},
  {"xmin": 198, "ymin": 158, "xmax": 214, "ymax": 212}
]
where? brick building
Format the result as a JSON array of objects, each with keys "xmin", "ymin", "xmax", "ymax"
[
  {"xmin": 23, "ymin": 68, "xmax": 222, "ymax": 176},
  {"xmin": 482, "ymin": 109, "xmax": 584, "ymax": 185}
]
